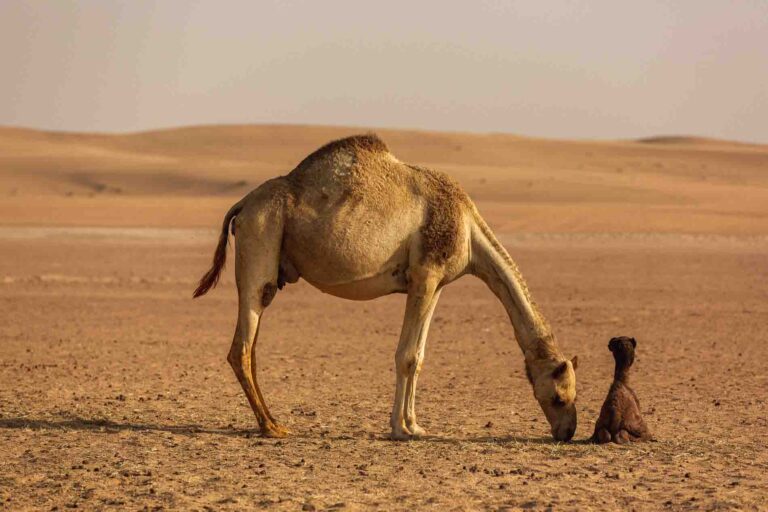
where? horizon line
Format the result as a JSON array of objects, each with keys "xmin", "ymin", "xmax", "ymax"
[{"xmin": 1, "ymin": 121, "xmax": 766, "ymax": 148}]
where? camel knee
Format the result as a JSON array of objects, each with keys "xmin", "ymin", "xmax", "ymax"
[
  {"xmin": 227, "ymin": 342, "xmax": 250, "ymax": 376},
  {"xmin": 395, "ymin": 350, "xmax": 418, "ymax": 375},
  {"xmin": 227, "ymin": 350, "xmax": 239, "ymax": 372},
  {"xmin": 413, "ymin": 356, "xmax": 424, "ymax": 376},
  {"xmin": 227, "ymin": 353, "xmax": 244, "ymax": 381}
]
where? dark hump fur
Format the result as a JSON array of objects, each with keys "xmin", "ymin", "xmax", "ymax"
[
  {"xmin": 409, "ymin": 164, "xmax": 469, "ymax": 265},
  {"xmin": 295, "ymin": 133, "xmax": 389, "ymax": 171}
]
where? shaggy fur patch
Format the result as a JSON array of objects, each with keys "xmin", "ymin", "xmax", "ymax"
[{"xmin": 408, "ymin": 164, "xmax": 468, "ymax": 265}]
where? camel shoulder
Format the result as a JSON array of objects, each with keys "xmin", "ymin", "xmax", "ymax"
[{"xmin": 406, "ymin": 163, "xmax": 473, "ymax": 265}]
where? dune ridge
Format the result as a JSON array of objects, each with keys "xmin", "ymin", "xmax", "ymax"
[{"xmin": 1, "ymin": 124, "xmax": 767, "ymax": 234}]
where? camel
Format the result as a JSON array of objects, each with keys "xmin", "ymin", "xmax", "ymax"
[
  {"xmin": 193, "ymin": 134, "xmax": 579, "ymax": 441},
  {"xmin": 591, "ymin": 336, "xmax": 652, "ymax": 443}
]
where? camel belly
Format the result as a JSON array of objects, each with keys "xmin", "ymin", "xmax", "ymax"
[
  {"xmin": 308, "ymin": 269, "xmax": 408, "ymax": 300},
  {"xmin": 283, "ymin": 219, "xmax": 414, "ymax": 299},
  {"xmin": 282, "ymin": 187, "xmax": 423, "ymax": 298}
]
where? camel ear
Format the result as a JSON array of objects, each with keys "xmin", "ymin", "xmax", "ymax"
[
  {"xmin": 571, "ymin": 355, "xmax": 579, "ymax": 370},
  {"xmin": 552, "ymin": 361, "xmax": 568, "ymax": 379},
  {"xmin": 608, "ymin": 338, "xmax": 619, "ymax": 352},
  {"xmin": 630, "ymin": 337, "xmax": 637, "ymax": 348}
]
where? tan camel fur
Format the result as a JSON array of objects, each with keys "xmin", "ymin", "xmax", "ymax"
[{"xmin": 194, "ymin": 134, "xmax": 579, "ymax": 441}]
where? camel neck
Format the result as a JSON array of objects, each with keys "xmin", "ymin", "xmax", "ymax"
[
  {"xmin": 470, "ymin": 223, "xmax": 556, "ymax": 357},
  {"xmin": 614, "ymin": 365, "xmax": 631, "ymax": 384}
]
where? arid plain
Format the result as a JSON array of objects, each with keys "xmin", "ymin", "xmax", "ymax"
[{"xmin": 1, "ymin": 125, "xmax": 767, "ymax": 510}]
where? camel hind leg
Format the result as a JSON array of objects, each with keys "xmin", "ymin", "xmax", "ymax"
[{"xmin": 227, "ymin": 188, "xmax": 289, "ymax": 437}]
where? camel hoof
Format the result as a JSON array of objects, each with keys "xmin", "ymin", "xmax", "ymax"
[
  {"xmin": 614, "ymin": 430, "xmax": 630, "ymax": 444},
  {"xmin": 595, "ymin": 429, "xmax": 611, "ymax": 444},
  {"xmin": 262, "ymin": 424, "xmax": 291, "ymax": 438},
  {"xmin": 406, "ymin": 424, "xmax": 426, "ymax": 438},
  {"xmin": 390, "ymin": 428, "xmax": 413, "ymax": 441}
]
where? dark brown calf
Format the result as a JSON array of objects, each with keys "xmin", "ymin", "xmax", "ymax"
[{"xmin": 592, "ymin": 336, "xmax": 652, "ymax": 444}]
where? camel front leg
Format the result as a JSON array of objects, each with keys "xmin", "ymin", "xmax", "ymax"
[
  {"xmin": 404, "ymin": 289, "xmax": 441, "ymax": 437},
  {"xmin": 390, "ymin": 272, "xmax": 440, "ymax": 441}
]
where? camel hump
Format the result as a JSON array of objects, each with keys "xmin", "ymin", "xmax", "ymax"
[{"xmin": 295, "ymin": 133, "xmax": 389, "ymax": 171}]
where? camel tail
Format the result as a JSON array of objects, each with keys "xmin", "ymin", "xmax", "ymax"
[{"xmin": 193, "ymin": 199, "xmax": 245, "ymax": 298}]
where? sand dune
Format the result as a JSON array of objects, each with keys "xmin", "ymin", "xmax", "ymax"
[
  {"xmin": 635, "ymin": 135, "xmax": 768, "ymax": 150},
  {"xmin": 1, "ymin": 124, "xmax": 767, "ymax": 234},
  {"xmin": 2, "ymin": 125, "xmax": 768, "ymax": 510}
]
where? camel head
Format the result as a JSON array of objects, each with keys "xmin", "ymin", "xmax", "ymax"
[
  {"xmin": 609, "ymin": 336, "xmax": 636, "ymax": 369},
  {"xmin": 526, "ymin": 354, "xmax": 579, "ymax": 441}
]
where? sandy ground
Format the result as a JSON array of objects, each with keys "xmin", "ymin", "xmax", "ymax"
[{"xmin": 1, "ymin": 126, "xmax": 768, "ymax": 510}]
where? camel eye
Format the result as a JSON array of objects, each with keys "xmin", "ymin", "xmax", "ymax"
[{"xmin": 551, "ymin": 395, "xmax": 566, "ymax": 407}]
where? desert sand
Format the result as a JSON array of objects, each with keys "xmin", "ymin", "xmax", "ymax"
[{"xmin": 1, "ymin": 125, "xmax": 767, "ymax": 510}]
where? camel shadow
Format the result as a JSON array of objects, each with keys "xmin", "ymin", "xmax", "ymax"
[
  {"xmin": 0, "ymin": 417, "xmax": 591, "ymax": 445},
  {"xmin": 0, "ymin": 416, "xmax": 258, "ymax": 437}
]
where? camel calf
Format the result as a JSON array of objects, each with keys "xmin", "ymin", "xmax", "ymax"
[{"xmin": 592, "ymin": 336, "xmax": 652, "ymax": 444}]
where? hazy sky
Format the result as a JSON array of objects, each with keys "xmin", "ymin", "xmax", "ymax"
[{"xmin": 1, "ymin": 1, "xmax": 766, "ymax": 141}]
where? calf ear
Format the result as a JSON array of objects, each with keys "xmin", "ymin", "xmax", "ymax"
[
  {"xmin": 630, "ymin": 337, "xmax": 637, "ymax": 348},
  {"xmin": 571, "ymin": 355, "xmax": 579, "ymax": 370},
  {"xmin": 552, "ymin": 361, "xmax": 568, "ymax": 379}
]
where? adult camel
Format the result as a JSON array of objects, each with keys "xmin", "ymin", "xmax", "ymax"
[{"xmin": 194, "ymin": 134, "xmax": 579, "ymax": 441}]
